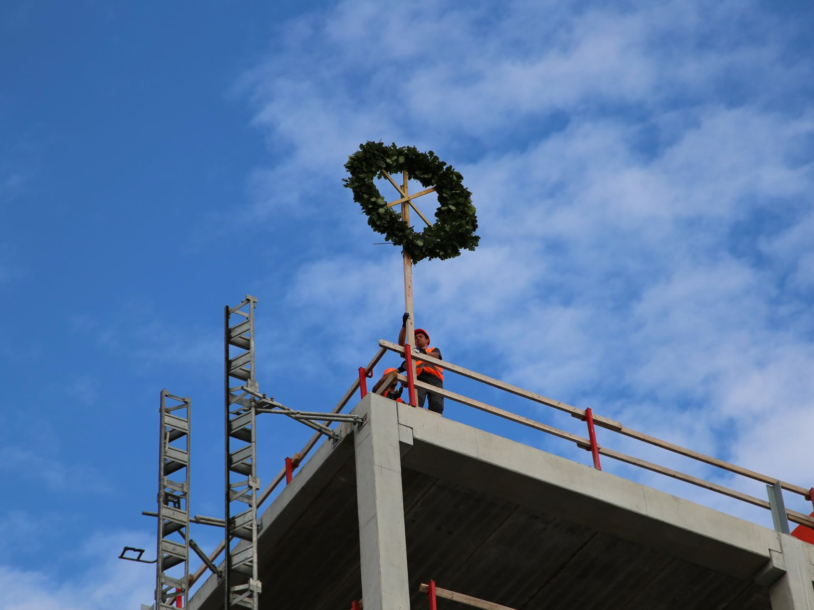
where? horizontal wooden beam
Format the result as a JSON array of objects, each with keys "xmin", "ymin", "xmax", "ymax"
[
  {"xmin": 612, "ymin": 426, "xmax": 810, "ymax": 497},
  {"xmin": 419, "ymin": 584, "xmax": 517, "ymax": 610},
  {"xmin": 403, "ymin": 373, "xmax": 814, "ymax": 530},
  {"xmin": 379, "ymin": 340, "xmax": 622, "ymax": 429},
  {"xmin": 379, "ymin": 340, "xmax": 811, "ymax": 499},
  {"xmin": 386, "ymin": 187, "xmax": 436, "ymax": 208},
  {"xmin": 401, "ymin": 375, "xmax": 589, "ymax": 447},
  {"xmin": 599, "ymin": 447, "xmax": 814, "ymax": 529}
]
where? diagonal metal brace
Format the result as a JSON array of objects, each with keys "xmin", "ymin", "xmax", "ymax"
[
  {"xmin": 242, "ymin": 386, "xmax": 360, "ymax": 440},
  {"xmin": 189, "ymin": 538, "xmax": 222, "ymax": 578}
]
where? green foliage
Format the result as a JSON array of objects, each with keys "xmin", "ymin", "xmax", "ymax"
[{"xmin": 343, "ymin": 141, "xmax": 480, "ymax": 263}]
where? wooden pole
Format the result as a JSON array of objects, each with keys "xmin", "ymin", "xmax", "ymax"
[{"xmin": 401, "ymin": 170, "xmax": 415, "ymax": 349}]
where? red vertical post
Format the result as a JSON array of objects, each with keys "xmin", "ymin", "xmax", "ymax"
[
  {"xmin": 175, "ymin": 590, "xmax": 182, "ymax": 607},
  {"xmin": 358, "ymin": 367, "xmax": 368, "ymax": 398},
  {"xmin": 285, "ymin": 457, "xmax": 293, "ymax": 484},
  {"xmin": 428, "ymin": 580, "xmax": 437, "ymax": 610},
  {"xmin": 351, "ymin": 601, "xmax": 360, "ymax": 610},
  {"xmin": 404, "ymin": 344, "xmax": 417, "ymax": 407},
  {"xmin": 585, "ymin": 408, "xmax": 601, "ymax": 471}
]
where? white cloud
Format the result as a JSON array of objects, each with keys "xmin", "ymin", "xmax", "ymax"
[
  {"xmin": 0, "ymin": 530, "xmax": 153, "ymax": 610},
  {"xmin": 233, "ymin": 0, "xmax": 814, "ymax": 528}
]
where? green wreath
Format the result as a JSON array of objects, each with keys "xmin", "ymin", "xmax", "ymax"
[{"xmin": 343, "ymin": 141, "xmax": 480, "ymax": 263}]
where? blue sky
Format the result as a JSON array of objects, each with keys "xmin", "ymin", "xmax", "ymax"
[{"xmin": 2, "ymin": 0, "xmax": 814, "ymax": 607}]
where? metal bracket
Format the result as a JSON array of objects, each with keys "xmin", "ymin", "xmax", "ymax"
[
  {"xmin": 119, "ymin": 546, "xmax": 157, "ymax": 564},
  {"xmin": 767, "ymin": 481, "xmax": 791, "ymax": 535}
]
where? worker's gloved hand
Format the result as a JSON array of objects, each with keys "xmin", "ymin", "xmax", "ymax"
[
  {"xmin": 402, "ymin": 312, "xmax": 410, "ymax": 327},
  {"xmin": 397, "ymin": 362, "xmax": 406, "ymax": 373}
]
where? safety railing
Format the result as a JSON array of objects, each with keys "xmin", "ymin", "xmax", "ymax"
[
  {"xmin": 376, "ymin": 339, "xmax": 814, "ymax": 531},
  {"xmin": 189, "ymin": 340, "xmax": 814, "ymax": 588}
]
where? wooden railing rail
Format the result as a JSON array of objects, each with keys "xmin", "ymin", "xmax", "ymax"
[{"xmin": 380, "ymin": 340, "xmax": 814, "ymax": 528}]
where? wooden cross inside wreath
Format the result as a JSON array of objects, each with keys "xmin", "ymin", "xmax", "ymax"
[{"xmin": 344, "ymin": 141, "xmax": 480, "ymax": 345}]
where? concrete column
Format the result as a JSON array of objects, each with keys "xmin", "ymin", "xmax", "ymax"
[
  {"xmin": 764, "ymin": 534, "xmax": 814, "ymax": 610},
  {"xmin": 354, "ymin": 394, "xmax": 411, "ymax": 610}
]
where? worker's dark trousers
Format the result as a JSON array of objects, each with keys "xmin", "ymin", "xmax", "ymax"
[{"xmin": 416, "ymin": 373, "xmax": 444, "ymax": 415}]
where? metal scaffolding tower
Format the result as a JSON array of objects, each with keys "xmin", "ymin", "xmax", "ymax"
[
  {"xmin": 224, "ymin": 296, "xmax": 262, "ymax": 610},
  {"xmin": 156, "ymin": 390, "xmax": 192, "ymax": 610}
]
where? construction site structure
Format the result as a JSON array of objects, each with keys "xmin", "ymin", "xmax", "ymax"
[
  {"xmin": 156, "ymin": 390, "xmax": 192, "ymax": 609},
  {"xmin": 224, "ymin": 296, "xmax": 262, "ymax": 610},
  {"xmin": 126, "ymin": 296, "xmax": 814, "ymax": 610}
]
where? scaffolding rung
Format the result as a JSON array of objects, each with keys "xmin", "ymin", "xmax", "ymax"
[
  {"xmin": 163, "ymin": 460, "xmax": 185, "ymax": 476},
  {"xmin": 165, "ymin": 446, "xmax": 188, "ymax": 464},
  {"xmin": 162, "ymin": 521, "xmax": 184, "ymax": 537},
  {"xmin": 230, "ymin": 463, "xmax": 252, "ymax": 477},
  {"xmin": 160, "ymin": 506, "xmax": 188, "ymax": 523},
  {"xmin": 162, "ymin": 391, "xmax": 187, "ymax": 403},
  {"xmin": 161, "ymin": 539, "xmax": 187, "ymax": 558},
  {"xmin": 164, "ymin": 413, "xmax": 189, "ymax": 433},
  {"xmin": 231, "ymin": 509, "xmax": 254, "ymax": 531},
  {"xmin": 230, "ymin": 445, "xmax": 253, "ymax": 466},
  {"xmin": 231, "ymin": 526, "xmax": 253, "ymax": 541},
  {"xmin": 230, "ymin": 367, "xmax": 251, "ymax": 381},
  {"xmin": 161, "ymin": 555, "xmax": 184, "ymax": 571},
  {"xmin": 230, "ymin": 592, "xmax": 253, "ymax": 607},
  {"xmin": 230, "ymin": 396, "xmax": 253, "ymax": 410},
  {"xmin": 167, "ymin": 429, "xmax": 186, "ymax": 443},
  {"xmin": 230, "ymin": 335, "xmax": 250, "ymax": 350},
  {"xmin": 230, "ymin": 411, "xmax": 253, "ymax": 434},
  {"xmin": 230, "ymin": 491, "xmax": 254, "ymax": 505},
  {"xmin": 231, "ymin": 545, "xmax": 254, "ymax": 567},
  {"xmin": 229, "ymin": 318, "xmax": 251, "ymax": 338},
  {"xmin": 231, "ymin": 428, "xmax": 252, "ymax": 443},
  {"xmin": 159, "ymin": 575, "xmax": 185, "ymax": 590},
  {"xmin": 230, "ymin": 351, "xmax": 252, "ymax": 370}
]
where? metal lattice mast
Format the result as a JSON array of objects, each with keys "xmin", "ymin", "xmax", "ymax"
[
  {"xmin": 156, "ymin": 390, "xmax": 192, "ymax": 610},
  {"xmin": 224, "ymin": 296, "xmax": 262, "ymax": 610}
]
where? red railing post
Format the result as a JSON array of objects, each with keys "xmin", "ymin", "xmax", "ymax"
[
  {"xmin": 351, "ymin": 601, "xmax": 360, "ymax": 610},
  {"xmin": 428, "ymin": 580, "xmax": 437, "ymax": 610},
  {"xmin": 585, "ymin": 408, "xmax": 601, "ymax": 471},
  {"xmin": 285, "ymin": 457, "xmax": 293, "ymax": 484},
  {"xmin": 358, "ymin": 367, "xmax": 369, "ymax": 398},
  {"xmin": 404, "ymin": 344, "xmax": 417, "ymax": 407},
  {"xmin": 175, "ymin": 590, "xmax": 182, "ymax": 608}
]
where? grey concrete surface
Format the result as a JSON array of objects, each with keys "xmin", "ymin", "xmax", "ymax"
[
  {"xmin": 354, "ymin": 396, "xmax": 411, "ymax": 610},
  {"xmin": 187, "ymin": 395, "xmax": 814, "ymax": 610}
]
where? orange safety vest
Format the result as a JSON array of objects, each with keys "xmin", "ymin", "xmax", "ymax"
[{"xmin": 416, "ymin": 347, "xmax": 444, "ymax": 381}]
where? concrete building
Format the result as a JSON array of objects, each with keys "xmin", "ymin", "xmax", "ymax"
[{"xmin": 188, "ymin": 394, "xmax": 814, "ymax": 610}]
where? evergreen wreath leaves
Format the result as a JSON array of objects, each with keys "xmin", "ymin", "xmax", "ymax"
[{"xmin": 343, "ymin": 141, "xmax": 480, "ymax": 263}]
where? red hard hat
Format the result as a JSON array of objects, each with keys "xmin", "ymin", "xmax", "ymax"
[{"xmin": 414, "ymin": 328, "xmax": 430, "ymax": 342}]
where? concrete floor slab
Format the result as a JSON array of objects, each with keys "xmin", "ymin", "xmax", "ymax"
[{"xmin": 187, "ymin": 397, "xmax": 811, "ymax": 610}]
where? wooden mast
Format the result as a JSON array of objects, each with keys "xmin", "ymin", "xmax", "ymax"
[{"xmin": 401, "ymin": 170, "xmax": 416, "ymax": 349}]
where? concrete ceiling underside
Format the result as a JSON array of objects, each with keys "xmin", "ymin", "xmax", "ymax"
[{"xmin": 194, "ymin": 449, "xmax": 771, "ymax": 610}]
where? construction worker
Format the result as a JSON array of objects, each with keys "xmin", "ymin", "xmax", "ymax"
[
  {"xmin": 398, "ymin": 313, "xmax": 444, "ymax": 415},
  {"xmin": 372, "ymin": 367, "xmax": 404, "ymax": 402}
]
